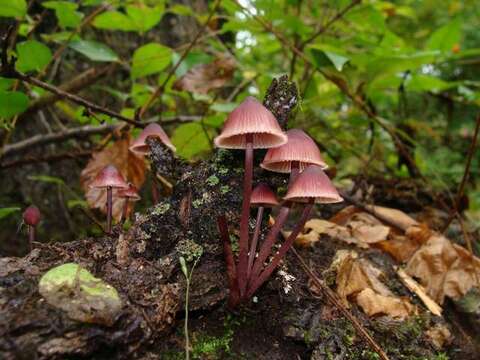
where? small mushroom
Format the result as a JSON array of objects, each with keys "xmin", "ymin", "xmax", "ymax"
[
  {"xmin": 23, "ymin": 205, "xmax": 40, "ymax": 250},
  {"xmin": 247, "ymin": 165, "xmax": 343, "ymax": 297},
  {"xmin": 118, "ymin": 183, "xmax": 141, "ymax": 224},
  {"xmin": 90, "ymin": 165, "xmax": 128, "ymax": 234},
  {"xmin": 247, "ymin": 183, "xmax": 279, "ymax": 279},
  {"xmin": 261, "ymin": 129, "xmax": 328, "ymax": 184},
  {"xmin": 214, "ymin": 96, "xmax": 287, "ymax": 296}
]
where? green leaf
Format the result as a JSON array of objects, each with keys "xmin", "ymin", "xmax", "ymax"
[
  {"xmin": 67, "ymin": 200, "xmax": 87, "ymax": 209},
  {"xmin": 131, "ymin": 43, "xmax": 172, "ymax": 79},
  {"xmin": 0, "ymin": 77, "xmax": 14, "ymax": 90},
  {"xmin": 210, "ymin": 102, "xmax": 238, "ymax": 112},
  {"xmin": 406, "ymin": 74, "xmax": 454, "ymax": 93},
  {"xmin": 93, "ymin": 11, "xmax": 137, "ymax": 31},
  {"xmin": 309, "ymin": 46, "xmax": 350, "ymax": 72},
  {"xmin": 0, "ymin": 207, "xmax": 21, "ymax": 220},
  {"xmin": 15, "ymin": 40, "xmax": 52, "ymax": 73},
  {"xmin": 179, "ymin": 256, "xmax": 188, "ymax": 277},
  {"xmin": 126, "ymin": 5, "xmax": 164, "ymax": 33},
  {"xmin": 0, "ymin": 91, "xmax": 29, "ymax": 118},
  {"xmin": 171, "ymin": 123, "xmax": 213, "ymax": 159},
  {"xmin": 69, "ymin": 40, "xmax": 119, "ymax": 62},
  {"xmin": 28, "ymin": 175, "xmax": 65, "ymax": 186},
  {"xmin": 0, "ymin": 0, "xmax": 27, "ymax": 18},
  {"xmin": 43, "ymin": 1, "xmax": 83, "ymax": 29},
  {"xmin": 426, "ymin": 19, "xmax": 461, "ymax": 53}
]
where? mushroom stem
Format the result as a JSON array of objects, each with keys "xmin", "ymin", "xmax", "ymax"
[
  {"xmin": 289, "ymin": 161, "xmax": 300, "ymax": 186},
  {"xmin": 247, "ymin": 200, "xmax": 314, "ymax": 298},
  {"xmin": 237, "ymin": 134, "xmax": 254, "ymax": 297},
  {"xmin": 248, "ymin": 205, "xmax": 290, "ymax": 285},
  {"xmin": 106, "ymin": 186, "xmax": 113, "ymax": 233},
  {"xmin": 28, "ymin": 225, "xmax": 35, "ymax": 251},
  {"xmin": 121, "ymin": 198, "xmax": 129, "ymax": 224},
  {"xmin": 217, "ymin": 215, "xmax": 240, "ymax": 308},
  {"xmin": 247, "ymin": 206, "xmax": 264, "ymax": 280}
]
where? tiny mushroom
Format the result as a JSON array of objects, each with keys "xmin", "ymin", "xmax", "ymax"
[
  {"xmin": 129, "ymin": 123, "xmax": 176, "ymax": 155},
  {"xmin": 214, "ymin": 96, "xmax": 287, "ymax": 296},
  {"xmin": 247, "ymin": 165, "xmax": 343, "ymax": 297},
  {"xmin": 90, "ymin": 165, "xmax": 129, "ymax": 233},
  {"xmin": 247, "ymin": 183, "xmax": 279, "ymax": 278},
  {"xmin": 118, "ymin": 183, "xmax": 141, "ymax": 223},
  {"xmin": 261, "ymin": 129, "xmax": 328, "ymax": 184},
  {"xmin": 23, "ymin": 205, "xmax": 40, "ymax": 250}
]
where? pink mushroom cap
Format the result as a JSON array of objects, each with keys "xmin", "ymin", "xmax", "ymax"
[
  {"xmin": 261, "ymin": 129, "xmax": 328, "ymax": 173},
  {"xmin": 214, "ymin": 97, "xmax": 287, "ymax": 149},
  {"xmin": 23, "ymin": 205, "xmax": 41, "ymax": 226},
  {"xmin": 118, "ymin": 183, "xmax": 141, "ymax": 201},
  {"xmin": 284, "ymin": 165, "xmax": 343, "ymax": 204},
  {"xmin": 130, "ymin": 123, "xmax": 176, "ymax": 155},
  {"xmin": 89, "ymin": 165, "xmax": 129, "ymax": 189},
  {"xmin": 251, "ymin": 183, "xmax": 279, "ymax": 207}
]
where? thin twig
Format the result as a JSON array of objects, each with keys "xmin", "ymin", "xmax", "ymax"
[
  {"xmin": 290, "ymin": 247, "xmax": 390, "ymax": 360},
  {"xmin": 1, "ymin": 123, "xmax": 120, "ymax": 158},
  {"xmin": 441, "ymin": 113, "xmax": 480, "ymax": 232},
  {"xmin": 138, "ymin": 0, "xmax": 221, "ymax": 118}
]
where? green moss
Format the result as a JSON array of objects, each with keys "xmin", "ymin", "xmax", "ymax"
[
  {"xmin": 206, "ymin": 175, "xmax": 220, "ymax": 186},
  {"xmin": 220, "ymin": 185, "xmax": 231, "ymax": 194},
  {"xmin": 192, "ymin": 199, "xmax": 203, "ymax": 208},
  {"xmin": 217, "ymin": 167, "xmax": 229, "ymax": 175},
  {"xmin": 152, "ymin": 202, "xmax": 171, "ymax": 215},
  {"xmin": 176, "ymin": 239, "xmax": 204, "ymax": 262}
]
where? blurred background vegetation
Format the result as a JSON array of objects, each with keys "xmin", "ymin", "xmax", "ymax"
[{"xmin": 0, "ymin": 0, "xmax": 479, "ymax": 255}]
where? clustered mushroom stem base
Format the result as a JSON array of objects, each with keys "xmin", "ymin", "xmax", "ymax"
[
  {"xmin": 106, "ymin": 186, "xmax": 113, "ymax": 234},
  {"xmin": 248, "ymin": 205, "xmax": 290, "ymax": 283},
  {"xmin": 247, "ymin": 206, "xmax": 264, "ymax": 279},
  {"xmin": 237, "ymin": 137, "xmax": 254, "ymax": 297},
  {"xmin": 247, "ymin": 201, "xmax": 314, "ymax": 298}
]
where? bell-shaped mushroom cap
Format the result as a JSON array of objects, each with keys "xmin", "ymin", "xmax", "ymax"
[
  {"xmin": 261, "ymin": 129, "xmax": 328, "ymax": 173},
  {"xmin": 23, "ymin": 205, "xmax": 41, "ymax": 226},
  {"xmin": 251, "ymin": 183, "xmax": 279, "ymax": 207},
  {"xmin": 214, "ymin": 97, "xmax": 287, "ymax": 149},
  {"xmin": 284, "ymin": 165, "xmax": 343, "ymax": 204},
  {"xmin": 118, "ymin": 183, "xmax": 141, "ymax": 201},
  {"xmin": 89, "ymin": 165, "xmax": 129, "ymax": 189},
  {"xmin": 130, "ymin": 123, "xmax": 176, "ymax": 155}
]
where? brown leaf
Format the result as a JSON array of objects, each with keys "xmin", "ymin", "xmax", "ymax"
[
  {"xmin": 356, "ymin": 288, "xmax": 416, "ymax": 319},
  {"xmin": 425, "ymin": 324, "xmax": 453, "ymax": 350},
  {"xmin": 347, "ymin": 212, "xmax": 390, "ymax": 244},
  {"xmin": 173, "ymin": 56, "xmax": 235, "ymax": 94},
  {"xmin": 80, "ymin": 137, "xmax": 145, "ymax": 221},
  {"xmin": 405, "ymin": 233, "xmax": 480, "ymax": 304},
  {"xmin": 330, "ymin": 250, "xmax": 416, "ymax": 319}
]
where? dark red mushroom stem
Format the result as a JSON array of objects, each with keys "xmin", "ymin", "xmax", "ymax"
[
  {"xmin": 247, "ymin": 206, "xmax": 264, "ymax": 279},
  {"xmin": 237, "ymin": 133, "xmax": 254, "ymax": 297},
  {"xmin": 247, "ymin": 200, "xmax": 314, "ymax": 298},
  {"xmin": 248, "ymin": 205, "xmax": 290, "ymax": 284},
  {"xmin": 27, "ymin": 225, "xmax": 35, "ymax": 251},
  {"xmin": 217, "ymin": 215, "xmax": 240, "ymax": 308},
  {"xmin": 106, "ymin": 186, "xmax": 113, "ymax": 233},
  {"xmin": 289, "ymin": 161, "xmax": 300, "ymax": 186}
]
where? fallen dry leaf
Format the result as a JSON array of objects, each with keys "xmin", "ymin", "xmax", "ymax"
[
  {"xmin": 330, "ymin": 250, "xmax": 416, "ymax": 320},
  {"xmin": 80, "ymin": 137, "xmax": 145, "ymax": 221},
  {"xmin": 405, "ymin": 233, "xmax": 480, "ymax": 304},
  {"xmin": 376, "ymin": 225, "xmax": 432, "ymax": 262},
  {"xmin": 173, "ymin": 56, "xmax": 235, "ymax": 94},
  {"xmin": 425, "ymin": 323, "xmax": 453, "ymax": 350},
  {"xmin": 356, "ymin": 288, "xmax": 415, "ymax": 319},
  {"xmin": 348, "ymin": 212, "xmax": 390, "ymax": 244}
]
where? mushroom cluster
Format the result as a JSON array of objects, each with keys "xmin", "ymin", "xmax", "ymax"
[{"xmin": 214, "ymin": 97, "xmax": 343, "ymax": 307}]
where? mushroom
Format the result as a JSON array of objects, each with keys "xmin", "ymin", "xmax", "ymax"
[
  {"xmin": 90, "ymin": 165, "xmax": 129, "ymax": 233},
  {"xmin": 247, "ymin": 183, "xmax": 279, "ymax": 279},
  {"xmin": 129, "ymin": 123, "xmax": 176, "ymax": 155},
  {"xmin": 118, "ymin": 182, "xmax": 141, "ymax": 224},
  {"xmin": 23, "ymin": 205, "xmax": 40, "ymax": 250},
  {"xmin": 129, "ymin": 123, "xmax": 175, "ymax": 204},
  {"xmin": 247, "ymin": 165, "xmax": 343, "ymax": 297},
  {"xmin": 261, "ymin": 129, "xmax": 328, "ymax": 184},
  {"xmin": 214, "ymin": 96, "xmax": 287, "ymax": 296}
]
